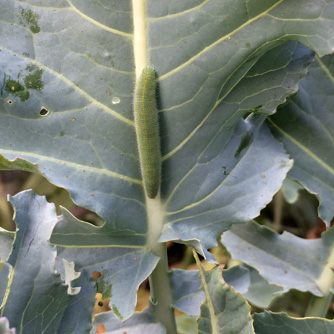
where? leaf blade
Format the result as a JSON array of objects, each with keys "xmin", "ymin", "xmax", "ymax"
[
  {"xmin": 221, "ymin": 221, "xmax": 334, "ymax": 296},
  {"xmin": 194, "ymin": 251, "xmax": 255, "ymax": 334},
  {"xmin": 253, "ymin": 312, "xmax": 334, "ymax": 334},
  {"xmin": 267, "ymin": 54, "xmax": 334, "ymax": 225}
]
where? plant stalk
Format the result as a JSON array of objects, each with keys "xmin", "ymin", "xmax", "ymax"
[
  {"xmin": 149, "ymin": 243, "xmax": 177, "ymax": 334},
  {"xmin": 306, "ymin": 245, "xmax": 334, "ymax": 317},
  {"xmin": 132, "ymin": 2, "xmax": 176, "ymax": 330},
  {"xmin": 305, "ymin": 293, "xmax": 333, "ymax": 318},
  {"xmin": 146, "ymin": 196, "xmax": 177, "ymax": 334},
  {"xmin": 273, "ymin": 189, "xmax": 283, "ymax": 232}
]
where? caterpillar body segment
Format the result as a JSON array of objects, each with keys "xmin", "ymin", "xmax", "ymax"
[{"xmin": 134, "ymin": 67, "xmax": 161, "ymax": 199}]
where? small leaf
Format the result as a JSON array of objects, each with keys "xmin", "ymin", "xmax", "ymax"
[{"xmin": 194, "ymin": 251, "xmax": 254, "ymax": 334}]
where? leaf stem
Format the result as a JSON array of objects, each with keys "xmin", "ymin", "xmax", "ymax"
[
  {"xmin": 305, "ymin": 293, "xmax": 333, "ymax": 318},
  {"xmin": 146, "ymin": 196, "xmax": 177, "ymax": 334},
  {"xmin": 193, "ymin": 249, "xmax": 218, "ymax": 334},
  {"xmin": 132, "ymin": 2, "xmax": 176, "ymax": 331},
  {"xmin": 181, "ymin": 246, "xmax": 195, "ymax": 269},
  {"xmin": 306, "ymin": 245, "xmax": 334, "ymax": 317},
  {"xmin": 273, "ymin": 189, "xmax": 283, "ymax": 232}
]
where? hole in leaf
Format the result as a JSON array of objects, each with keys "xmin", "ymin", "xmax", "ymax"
[
  {"xmin": 39, "ymin": 106, "xmax": 49, "ymax": 116},
  {"xmin": 94, "ymin": 293, "xmax": 111, "ymax": 316},
  {"xmin": 0, "ymin": 171, "xmax": 31, "ymax": 231},
  {"xmin": 0, "ymin": 171, "xmax": 105, "ymax": 228}
]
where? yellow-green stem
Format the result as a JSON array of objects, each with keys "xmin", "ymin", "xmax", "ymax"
[
  {"xmin": 146, "ymin": 196, "xmax": 177, "ymax": 334},
  {"xmin": 305, "ymin": 293, "xmax": 333, "ymax": 318},
  {"xmin": 193, "ymin": 249, "xmax": 219, "ymax": 334},
  {"xmin": 306, "ymin": 246, "xmax": 334, "ymax": 317}
]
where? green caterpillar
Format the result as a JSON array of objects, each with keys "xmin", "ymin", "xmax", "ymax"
[{"xmin": 134, "ymin": 67, "xmax": 161, "ymax": 199}]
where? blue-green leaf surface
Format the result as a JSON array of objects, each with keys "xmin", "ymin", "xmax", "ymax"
[
  {"xmin": 197, "ymin": 264, "xmax": 254, "ymax": 334},
  {"xmin": 171, "ymin": 269, "xmax": 204, "ymax": 316},
  {"xmin": 160, "ymin": 114, "xmax": 292, "ymax": 258},
  {"xmin": 221, "ymin": 221, "xmax": 334, "ymax": 296},
  {"xmin": 0, "ymin": 191, "xmax": 105, "ymax": 333},
  {"xmin": 253, "ymin": 312, "xmax": 334, "ymax": 334},
  {"xmin": 267, "ymin": 54, "xmax": 334, "ymax": 225},
  {"xmin": 56, "ymin": 246, "xmax": 159, "ymax": 320},
  {"xmin": 1, "ymin": 0, "xmax": 334, "ymax": 326},
  {"xmin": 241, "ymin": 264, "xmax": 283, "ymax": 309},
  {"xmin": 171, "ymin": 265, "xmax": 251, "ymax": 316},
  {"xmin": 171, "ymin": 264, "xmax": 282, "ymax": 313},
  {"xmin": 56, "ymin": 273, "xmax": 96, "ymax": 334},
  {"xmin": 0, "ymin": 191, "xmax": 73, "ymax": 333},
  {"xmin": 224, "ymin": 265, "xmax": 251, "ymax": 295},
  {"xmin": 0, "ymin": 1, "xmax": 329, "ymax": 250},
  {"xmin": 0, "ymin": 191, "xmax": 140, "ymax": 334}
]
